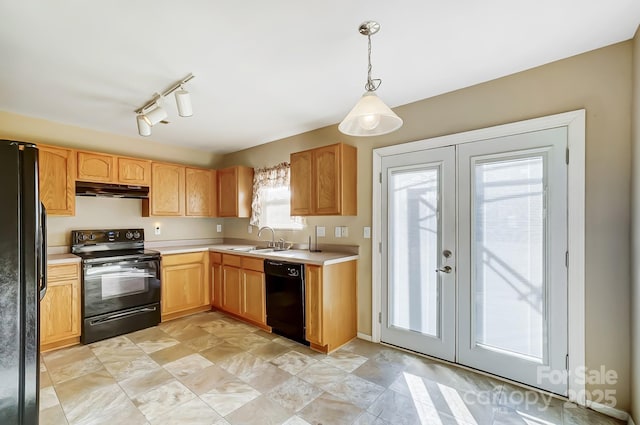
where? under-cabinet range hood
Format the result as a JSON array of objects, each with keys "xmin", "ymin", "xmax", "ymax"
[{"xmin": 75, "ymin": 181, "xmax": 149, "ymax": 199}]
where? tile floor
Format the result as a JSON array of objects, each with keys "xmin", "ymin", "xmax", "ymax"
[{"xmin": 39, "ymin": 311, "xmax": 623, "ymax": 425}]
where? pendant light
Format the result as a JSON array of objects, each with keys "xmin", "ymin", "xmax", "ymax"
[{"xmin": 339, "ymin": 21, "xmax": 402, "ymax": 137}]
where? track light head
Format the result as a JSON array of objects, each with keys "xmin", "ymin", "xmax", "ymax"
[
  {"xmin": 175, "ymin": 87, "xmax": 193, "ymax": 117},
  {"xmin": 136, "ymin": 115, "xmax": 152, "ymax": 136},
  {"xmin": 142, "ymin": 102, "xmax": 168, "ymax": 126}
]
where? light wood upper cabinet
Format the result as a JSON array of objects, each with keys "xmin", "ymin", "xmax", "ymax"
[
  {"xmin": 290, "ymin": 150, "xmax": 313, "ymax": 216},
  {"xmin": 217, "ymin": 166, "xmax": 253, "ymax": 218},
  {"xmin": 305, "ymin": 260, "xmax": 357, "ymax": 353},
  {"xmin": 186, "ymin": 167, "xmax": 216, "ymax": 217},
  {"xmin": 40, "ymin": 263, "xmax": 81, "ymax": 351},
  {"xmin": 38, "ymin": 144, "xmax": 75, "ymax": 216},
  {"xmin": 117, "ymin": 157, "xmax": 151, "ymax": 186},
  {"xmin": 143, "ymin": 162, "xmax": 185, "ymax": 216},
  {"xmin": 77, "ymin": 151, "xmax": 115, "ymax": 183},
  {"xmin": 290, "ymin": 143, "xmax": 357, "ymax": 216},
  {"xmin": 161, "ymin": 252, "xmax": 210, "ymax": 321}
]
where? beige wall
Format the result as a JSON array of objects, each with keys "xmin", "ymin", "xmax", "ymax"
[
  {"xmin": 221, "ymin": 42, "xmax": 633, "ymax": 410},
  {"xmin": 0, "ymin": 111, "xmax": 224, "ymax": 247},
  {"xmin": 631, "ymin": 26, "xmax": 640, "ymax": 424}
]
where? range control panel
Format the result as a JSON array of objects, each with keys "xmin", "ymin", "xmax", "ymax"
[{"xmin": 72, "ymin": 228, "xmax": 145, "ymax": 245}]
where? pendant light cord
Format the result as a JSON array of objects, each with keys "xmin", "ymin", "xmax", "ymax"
[{"xmin": 365, "ymin": 33, "xmax": 382, "ymax": 92}]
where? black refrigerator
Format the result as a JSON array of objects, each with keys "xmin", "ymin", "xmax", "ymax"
[{"xmin": 0, "ymin": 140, "xmax": 47, "ymax": 424}]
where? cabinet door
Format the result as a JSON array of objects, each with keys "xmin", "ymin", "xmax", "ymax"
[
  {"xmin": 290, "ymin": 150, "xmax": 313, "ymax": 215},
  {"xmin": 146, "ymin": 163, "xmax": 185, "ymax": 216},
  {"xmin": 217, "ymin": 167, "xmax": 238, "ymax": 217},
  {"xmin": 217, "ymin": 166, "xmax": 252, "ymax": 218},
  {"xmin": 40, "ymin": 264, "xmax": 80, "ymax": 346},
  {"xmin": 77, "ymin": 151, "xmax": 115, "ymax": 183},
  {"xmin": 40, "ymin": 279, "xmax": 81, "ymax": 345},
  {"xmin": 241, "ymin": 269, "xmax": 265, "ymax": 324},
  {"xmin": 211, "ymin": 254, "xmax": 223, "ymax": 308},
  {"xmin": 162, "ymin": 262, "xmax": 206, "ymax": 315},
  {"xmin": 305, "ymin": 265, "xmax": 323, "ymax": 345},
  {"xmin": 38, "ymin": 145, "xmax": 75, "ymax": 216},
  {"xmin": 222, "ymin": 265, "xmax": 242, "ymax": 315},
  {"xmin": 118, "ymin": 157, "xmax": 151, "ymax": 186},
  {"xmin": 313, "ymin": 145, "xmax": 341, "ymax": 215},
  {"xmin": 186, "ymin": 168, "xmax": 214, "ymax": 217}
]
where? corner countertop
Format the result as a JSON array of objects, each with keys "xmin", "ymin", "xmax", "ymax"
[
  {"xmin": 47, "ymin": 253, "xmax": 81, "ymax": 265},
  {"xmin": 153, "ymin": 243, "xmax": 358, "ymax": 266}
]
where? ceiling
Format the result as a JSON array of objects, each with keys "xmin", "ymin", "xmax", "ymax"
[{"xmin": 1, "ymin": 1, "xmax": 639, "ymax": 154}]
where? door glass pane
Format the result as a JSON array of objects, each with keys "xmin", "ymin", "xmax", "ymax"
[
  {"xmin": 389, "ymin": 166, "xmax": 440, "ymax": 337},
  {"xmin": 473, "ymin": 156, "xmax": 545, "ymax": 360}
]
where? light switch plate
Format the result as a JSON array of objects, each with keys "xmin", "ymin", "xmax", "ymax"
[
  {"xmin": 154, "ymin": 225, "xmax": 161, "ymax": 236},
  {"xmin": 247, "ymin": 225, "xmax": 252, "ymax": 234},
  {"xmin": 216, "ymin": 224, "xmax": 222, "ymax": 232},
  {"xmin": 364, "ymin": 227, "xmax": 371, "ymax": 238},
  {"xmin": 316, "ymin": 226, "xmax": 325, "ymax": 237},
  {"xmin": 335, "ymin": 227, "xmax": 342, "ymax": 238},
  {"xmin": 341, "ymin": 226, "xmax": 349, "ymax": 237}
]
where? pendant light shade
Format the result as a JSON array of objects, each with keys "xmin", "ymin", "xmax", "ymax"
[
  {"xmin": 339, "ymin": 21, "xmax": 402, "ymax": 137},
  {"xmin": 174, "ymin": 88, "xmax": 193, "ymax": 117},
  {"xmin": 338, "ymin": 92, "xmax": 403, "ymax": 136},
  {"xmin": 136, "ymin": 114, "xmax": 152, "ymax": 136}
]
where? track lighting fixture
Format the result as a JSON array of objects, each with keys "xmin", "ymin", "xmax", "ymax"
[
  {"xmin": 134, "ymin": 73, "xmax": 195, "ymax": 136},
  {"xmin": 339, "ymin": 21, "xmax": 402, "ymax": 137}
]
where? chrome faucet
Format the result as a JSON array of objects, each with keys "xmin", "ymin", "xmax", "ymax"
[{"xmin": 257, "ymin": 226, "xmax": 275, "ymax": 247}]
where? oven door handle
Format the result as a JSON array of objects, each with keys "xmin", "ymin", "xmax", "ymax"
[
  {"xmin": 84, "ymin": 257, "xmax": 159, "ymax": 268},
  {"xmin": 88, "ymin": 306, "xmax": 158, "ymax": 326}
]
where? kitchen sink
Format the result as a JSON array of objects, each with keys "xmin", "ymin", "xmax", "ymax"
[
  {"xmin": 250, "ymin": 248, "xmax": 274, "ymax": 253},
  {"xmin": 229, "ymin": 246, "xmax": 256, "ymax": 252}
]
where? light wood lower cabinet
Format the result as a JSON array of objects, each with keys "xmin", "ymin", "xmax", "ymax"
[
  {"xmin": 222, "ymin": 266, "xmax": 242, "ymax": 315},
  {"xmin": 214, "ymin": 254, "xmax": 266, "ymax": 327},
  {"xmin": 40, "ymin": 263, "xmax": 81, "ymax": 351},
  {"xmin": 305, "ymin": 260, "xmax": 357, "ymax": 353},
  {"xmin": 161, "ymin": 252, "xmax": 210, "ymax": 321},
  {"xmin": 210, "ymin": 252, "xmax": 223, "ymax": 309}
]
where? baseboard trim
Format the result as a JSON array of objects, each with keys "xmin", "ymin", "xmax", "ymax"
[
  {"xmin": 585, "ymin": 400, "xmax": 629, "ymax": 421},
  {"xmin": 357, "ymin": 332, "xmax": 372, "ymax": 342}
]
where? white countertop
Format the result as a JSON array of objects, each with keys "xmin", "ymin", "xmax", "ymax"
[
  {"xmin": 46, "ymin": 243, "xmax": 358, "ymax": 266},
  {"xmin": 47, "ymin": 253, "xmax": 81, "ymax": 265},
  {"xmin": 155, "ymin": 244, "xmax": 358, "ymax": 266}
]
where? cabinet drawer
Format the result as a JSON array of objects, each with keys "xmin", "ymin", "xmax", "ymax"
[
  {"xmin": 242, "ymin": 257, "xmax": 264, "ymax": 272},
  {"xmin": 162, "ymin": 252, "xmax": 206, "ymax": 267},
  {"xmin": 210, "ymin": 252, "xmax": 222, "ymax": 264},
  {"xmin": 222, "ymin": 254, "xmax": 242, "ymax": 267},
  {"xmin": 47, "ymin": 263, "xmax": 79, "ymax": 282}
]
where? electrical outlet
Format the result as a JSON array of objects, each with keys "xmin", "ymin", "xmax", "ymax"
[
  {"xmin": 216, "ymin": 224, "xmax": 222, "ymax": 232},
  {"xmin": 154, "ymin": 225, "xmax": 161, "ymax": 236},
  {"xmin": 341, "ymin": 226, "xmax": 349, "ymax": 237},
  {"xmin": 247, "ymin": 225, "xmax": 252, "ymax": 234},
  {"xmin": 335, "ymin": 227, "xmax": 342, "ymax": 238},
  {"xmin": 316, "ymin": 226, "xmax": 325, "ymax": 237},
  {"xmin": 363, "ymin": 226, "xmax": 371, "ymax": 239}
]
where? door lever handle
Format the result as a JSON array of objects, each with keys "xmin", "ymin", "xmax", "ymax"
[{"xmin": 436, "ymin": 266, "xmax": 452, "ymax": 273}]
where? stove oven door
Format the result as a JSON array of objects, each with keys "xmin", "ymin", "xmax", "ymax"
[{"xmin": 83, "ymin": 257, "xmax": 161, "ymax": 318}]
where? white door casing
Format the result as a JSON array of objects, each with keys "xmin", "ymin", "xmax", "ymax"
[{"xmin": 371, "ymin": 110, "xmax": 586, "ymax": 404}]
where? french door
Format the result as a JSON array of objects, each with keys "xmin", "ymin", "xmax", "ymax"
[{"xmin": 380, "ymin": 127, "xmax": 568, "ymax": 395}]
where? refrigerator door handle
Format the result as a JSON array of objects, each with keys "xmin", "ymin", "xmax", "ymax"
[{"xmin": 39, "ymin": 203, "xmax": 47, "ymax": 300}]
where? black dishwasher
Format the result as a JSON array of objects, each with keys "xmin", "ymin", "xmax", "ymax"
[{"xmin": 264, "ymin": 259, "xmax": 309, "ymax": 346}]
